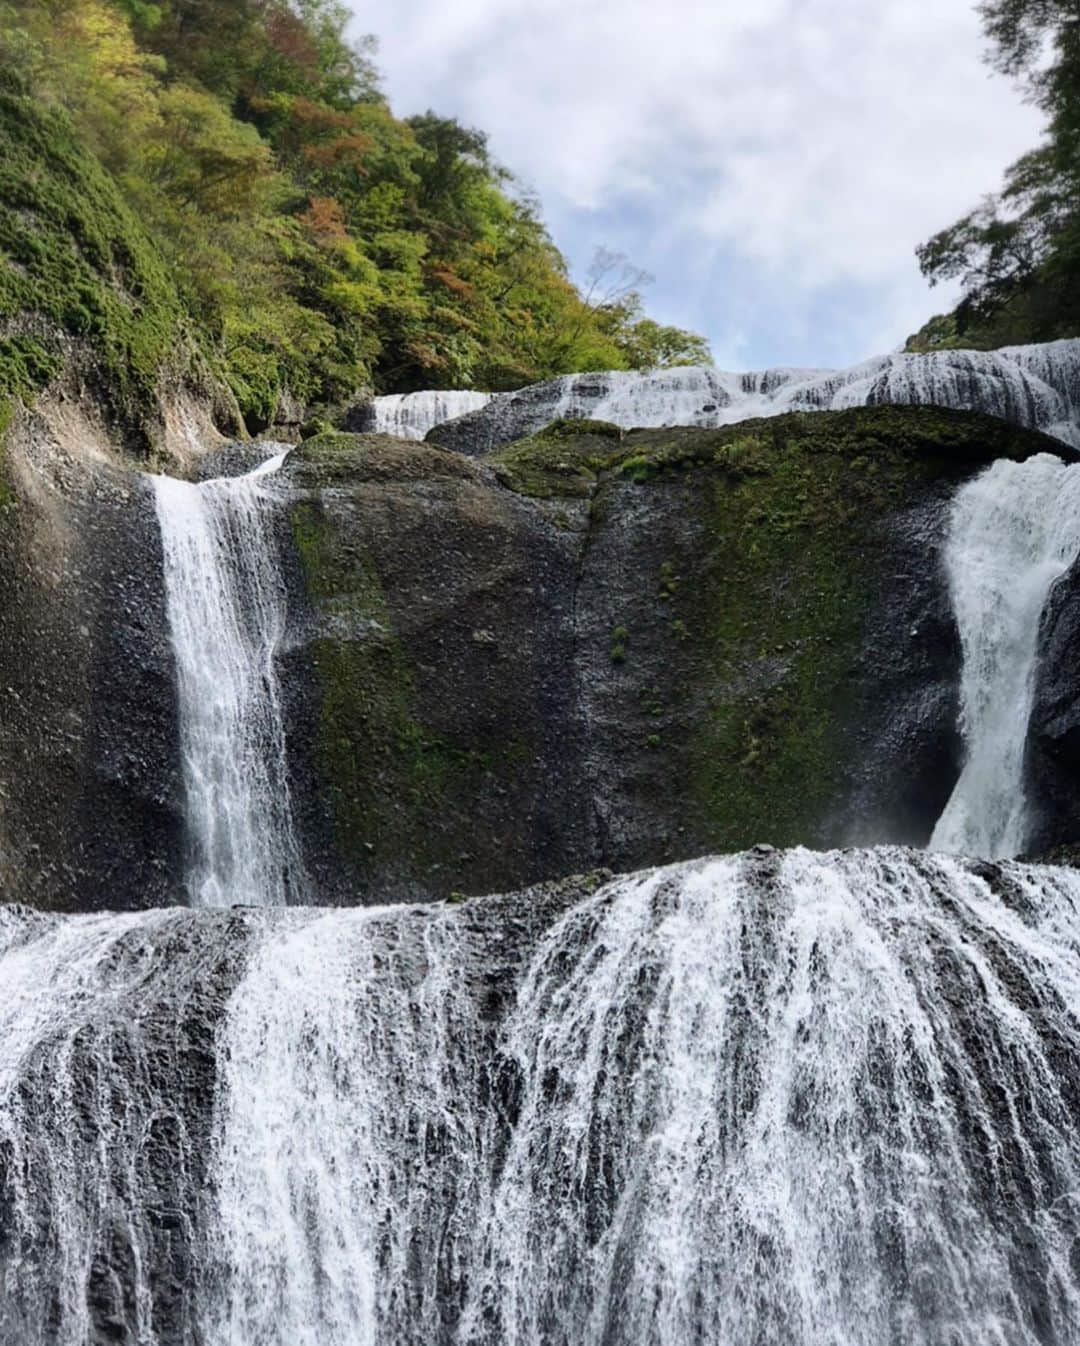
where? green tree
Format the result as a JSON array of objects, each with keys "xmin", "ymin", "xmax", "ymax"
[
  {"xmin": 0, "ymin": 0, "xmax": 709, "ymax": 423},
  {"xmin": 916, "ymin": 0, "xmax": 1080, "ymax": 345}
]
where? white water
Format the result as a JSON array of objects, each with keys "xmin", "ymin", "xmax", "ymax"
[
  {"xmin": 152, "ymin": 451, "xmax": 306, "ymax": 907},
  {"xmin": 206, "ymin": 905, "xmax": 481, "ymax": 1345},
  {"xmin": 459, "ymin": 849, "xmax": 1080, "ymax": 1345},
  {"xmin": 6, "ymin": 848, "xmax": 1080, "ymax": 1343},
  {"xmin": 931, "ymin": 454, "xmax": 1080, "ymax": 859},
  {"xmin": 374, "ymin": 338, "xmax": 1080, "ymax": 447},
  {"xmin": 371, "ymin": 390, "xmax": 494, "ymax": 440},
  {"xmin": 0, "ymin": 902, "xmax": 221, "ymax": 1345}
]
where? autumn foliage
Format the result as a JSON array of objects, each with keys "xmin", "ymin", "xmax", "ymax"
[{"xmin": 0, "ymin": 0, "xmax": 710, "ymax": 426}]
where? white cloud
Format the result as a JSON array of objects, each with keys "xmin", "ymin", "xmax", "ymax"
[{"xmin": 350, "ymin": 0, "xmax": 1045, "ymax": 368}]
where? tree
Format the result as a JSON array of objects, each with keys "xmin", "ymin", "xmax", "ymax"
[{"xmin": 916, "ymin": 0, "xmax": 1080, "ymax": 345}]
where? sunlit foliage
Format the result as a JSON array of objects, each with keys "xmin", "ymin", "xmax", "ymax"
[{"xmin": 0, "ymin": 0, "xmax": 710, "ymax": 427}]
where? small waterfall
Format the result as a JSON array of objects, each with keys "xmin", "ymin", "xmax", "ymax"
[
  {"xmin": 931, "ymin": 454, "xmax": 1080, "ymax": 859},
  {"xmin": 152, "ymin": 452, "xmax": 306, "ymax": 907},
  {"xmin": 371, "ymin": 390, "xmax": 495, "ymax": 440},
  {"xmin": 5, "ymin": 849, "xmax": 1080, "ymax": 1343}
]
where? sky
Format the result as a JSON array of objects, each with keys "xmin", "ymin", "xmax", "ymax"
[{"xmin": 349, "ymin": 0, "xmax": 1045, "ymax": 372}]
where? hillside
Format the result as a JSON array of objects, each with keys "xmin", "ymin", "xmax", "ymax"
[{"xmin": 0, "ymin": 0, "xmax": 709, "ymax": 441}]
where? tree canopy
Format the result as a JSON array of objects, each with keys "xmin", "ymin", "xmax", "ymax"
[
  {"xmin": 0, "ymin": 0, "xmax": 710, "ymax": 427},
  {"xmin": 913, "ymin": 0, "xmax": 1080, "ymax": 349}
]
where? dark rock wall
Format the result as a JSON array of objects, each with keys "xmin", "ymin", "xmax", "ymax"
[
  {"xmin": 281, "ymin": 407, "xmax": 1052, "ymax": 904},
  {"xmin": 280, "ymin": 437, "xmax": 593, "ymax": 903},
  {"xmin": 1028, "ymin": 557, "xmax": 1080, "ymax": 852},
  {"xmin": 1, "ymin": 401, "xmax": 1071, "ymax": 912},
  {"xmin": 0, "ymin": 418, "xmax": 183, "ymax": 910}
]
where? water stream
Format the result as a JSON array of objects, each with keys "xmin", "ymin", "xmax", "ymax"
[
  {"xmin": 372, "ymin": 338, "xmax": 1080, "ymax": 447},
  {"xmin": 930, "ymin": 453, "xmax": 1080, "ymax": 858},
  {"xmin": 151, "ymin": 452, "xmax": 306, "ymax": 907}
]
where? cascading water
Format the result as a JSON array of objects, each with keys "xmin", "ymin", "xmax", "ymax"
[
  {"xmin": 205, "ymin": 905, "xmax": 483, "ymax": 1346},
  {"xmin": 930, "ymin": 453, "xmax": 1080, "ymax": 859},
  {"xmin": 370, "ymin": 390, "xmax": 495, "ymax": 440},
  {"xmin": 14, "ymin": 326, "xmax": 1080, "ymax": 1346},
  {"xmin": 151, "ymin": 452, "xmax": 306, "ymax": 907},
  {"xmin": 5, "ymin": 848, "xmax": 1080, "ymax": 1344},
  {"xmin": 383, "ymin": 337, "xmax": 1080, "ymax": 450}
]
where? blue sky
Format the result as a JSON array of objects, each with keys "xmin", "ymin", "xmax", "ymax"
[{"xmin": 350, "ymin": 0, "xmax": 1044, "ymax": 372}]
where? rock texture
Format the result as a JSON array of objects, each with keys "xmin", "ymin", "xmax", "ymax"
[
  {"xmin": 0, "ymin": 404, "xmax": 184, "ymax": 910},
  {"xmin": 281, "ymin": 406, "xmax": 1059, "ymax": 905},
  {"xmin": 1028, "ymin": 556, "xmax": 1080, "ymax": 852},
  {"xmin": 0, "ymin": 398, "xmax": 1069, "ymax": 912}
]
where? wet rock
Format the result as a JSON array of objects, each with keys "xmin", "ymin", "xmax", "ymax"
[{"xmin": 280, "ymin": 408, "xmax": 1055, "ymax": 904}]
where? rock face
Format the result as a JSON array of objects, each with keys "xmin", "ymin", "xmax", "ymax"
[
  {"xmin": 0, "ymin": 408, "xmax": 184, "ymax": 910},
  {"xmin": 1027, "ymin": 556, "xmax": 1080, "ymax": 852},
  {"xmin": 421, "ymin": 339, "xmax": 1080, "ymax": 456},
  {"xmin": 0, "ymin": 398, "xmax": 1070, "ymax": 912},
  {"xmin": 281, "ymin": 406, "xmax": 1058, "ymax": 905}
]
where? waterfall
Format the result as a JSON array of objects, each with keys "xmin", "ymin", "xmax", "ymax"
[
  {"xmin": 370, "ymin": 390, "xmax": 495, "ymax": 440},
  {"xmin": 152, "ymin": 452, "xmax": 306, "ymax": 907},
  {"xmin": 399, "ymin": 338, "xmax": 1080, "ymax": 452},
  {"xmin": 5, "ymin": 848, "xmax": 1080, "ymax": 1344},
  {"xmin": 205, "ymin": 905, "xmax": 482, "ymax": 1345},
  {"xmin": 930, "ymin": 454, "xmax": 1080, "ymax": 859}
]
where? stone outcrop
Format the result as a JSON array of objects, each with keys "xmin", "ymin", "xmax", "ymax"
[
  {"xmin": 280, "ymin": 405, "xmax": 1059, "ymax": 905},
  {"xmin": 0, "ymin": 398, "xmax": 1069, "ymax": 911},
  {"xmin": 0, "ymin": 402, "xmax": 184, "ymax": 910}
]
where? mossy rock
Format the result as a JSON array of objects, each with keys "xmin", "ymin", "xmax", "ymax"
[
  {"xmin": 285, "ymin": 402, "xmax": 1066, "ymax": 895},
  {"xmin": 290, "ymin": 431, "xmax": 486, "ymax": 487},
  {"xmin": 532, "ymin": 417, "xmax": 623, "ymax": 442},
  {"xmin": 492, "ymin": 422, "xmax": 623, "ymax": 498},
  {"xmin": 490, "ymin": 404, "xmax": 1063, "ymax": 502},
  {"xmin": 289, "ymin": 482, "xmax": 550, "ymax": 896},
  {"xmin": 0, "ymin": 80, "xmax": 188, "ymax": 448}
]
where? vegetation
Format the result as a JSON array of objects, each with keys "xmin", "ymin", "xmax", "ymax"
[
  {"xmin": 913, "ymin": 0, "xmax": 1080, "ymax": 349},
  {"xmin": 0, "ymin": 0, "xmax": 709, "ymax": 432},
  {"xmin": 0, "ymin": 72, "xmax": 187, "ymax": 440}
]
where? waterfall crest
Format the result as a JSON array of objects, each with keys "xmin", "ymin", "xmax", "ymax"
[
  {"xmin": 931, "ymin": 453, "xmax": 1080, "ymax": 858},
  {"xmin": 383, "ymin": 338, "xmax": 1080, "ymax": 449},
  {"xmin": 5, "ymin": 848, "xmax": 1080, "ymax": 1343},
  {"xmin": 370, "ymin": 390, "xmax": 495, "ymax": 440},
  {"xmin": 152, "ymin": 452, "xmax": 306, "ymax": 907}
]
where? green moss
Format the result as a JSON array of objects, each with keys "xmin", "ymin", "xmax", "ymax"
[
  {"xmin": 300, "ymin": 416, "xmax": 333, "ymax": 441},
  {"xmin": 291, "ymin": 497, "xmax": 533, "ymax": 878},
  {"xmin": 292, "ymin": 431, "xmax": 482, "ymax": 488},
  {"xmin": 493, "ymin": 424, "xmax": 621, "ymax": 498},
  {"xmin": 610, "ymin": 624, "xmax": 630, "ymax": 664},
  {"xmin": 0, "ymin": 84, "xmax": 186, "ymax": 445},
  {"xmin": 678, "ymin": 412, "xmax": 997, "ymax": 848},
  {"xmin": 619, "ymin": 454, "xmax": 655, "ymax": 485},
  {"xmin": 493, "ymin": 404, "xmax": 1054, "ymax": 502},
  {"xmin": 532, "ymin": 417, "xmax": 623, "ymax": 442}
]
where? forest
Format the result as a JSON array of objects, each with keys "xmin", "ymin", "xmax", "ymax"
[{"xmin": 0, "ymin": 0, "xmax": 709, "ymax": 429}]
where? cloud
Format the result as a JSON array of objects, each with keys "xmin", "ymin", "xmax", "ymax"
[{"xmin": 349, "ymin": 0, "xmax": 1045, "ymax": 369}]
